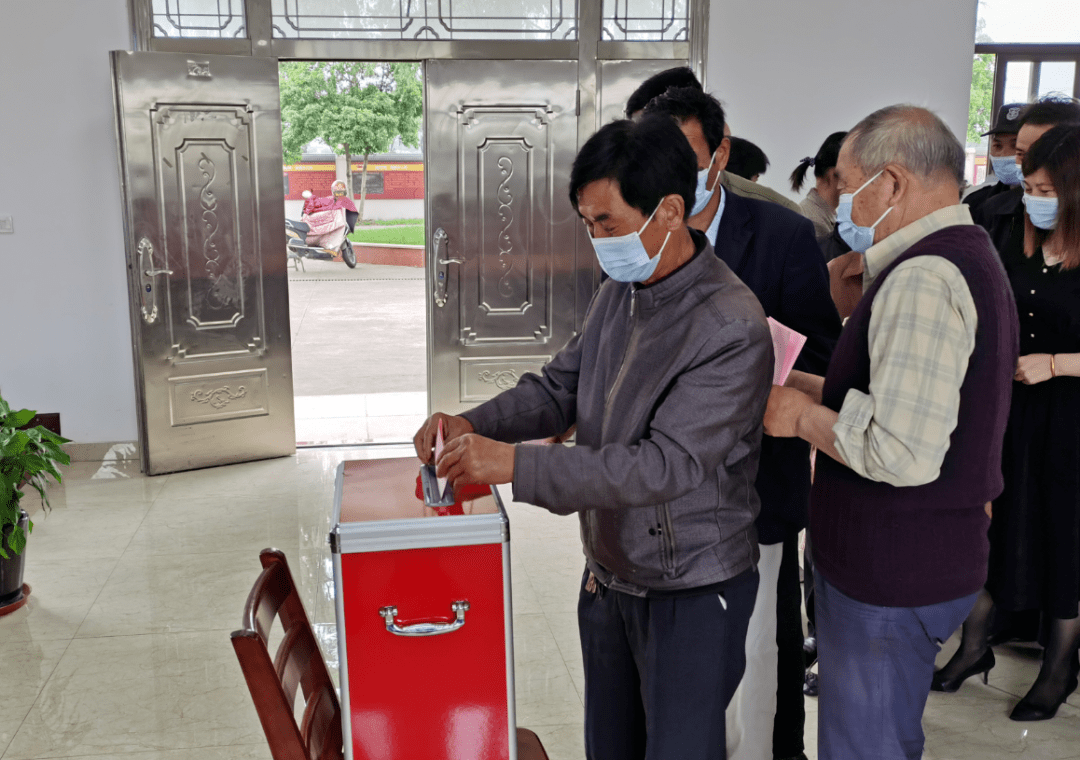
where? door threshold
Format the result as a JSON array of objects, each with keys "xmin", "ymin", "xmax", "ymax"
[{"xmin": 297, "ymin": 440, "xmax": 413, "ymax": 450}]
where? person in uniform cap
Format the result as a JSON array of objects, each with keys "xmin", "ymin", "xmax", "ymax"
[
  {"xmin": 964, "ymin": 103, "xmax": 1026, "ymax": 214},
  {"xmin": 973, "ymin": 96, "xmax": 1080, "ymax": 263}
]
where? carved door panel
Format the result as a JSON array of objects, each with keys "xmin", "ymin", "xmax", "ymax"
[
  {"xmin": 112, "ymin": 51, "xmax": 294, "ymax": 474},
  {"xmin": 425, "ymin": 60, "xmax": 581, "ymax": 415}
]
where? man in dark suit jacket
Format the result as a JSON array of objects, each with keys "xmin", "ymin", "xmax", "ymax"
[{"xmin": 646, "ymin": 88, "xmax": 841, "ymax": 760}]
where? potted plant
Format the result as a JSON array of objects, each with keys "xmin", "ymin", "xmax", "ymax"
[{"xmin": 1, "ymin": 393, "xmax": 70, "ymax": 612}]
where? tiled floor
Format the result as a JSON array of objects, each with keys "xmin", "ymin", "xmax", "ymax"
[
  {"xmin": 3, "ymin": 446, "xmax": 1080, "ymax": 760},
  {"xmin": 294, "ymin": 393, "xmax": 426, "ymax": 447}
]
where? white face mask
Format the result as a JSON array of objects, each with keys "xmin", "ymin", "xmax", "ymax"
[
  {"xmin": 836, "ymin": 170, "xmax": 893, "ymax": 253},
  {"xmin": 691, "ymin": 151, "xmax": 720, "ymax": 216},
  {"xmin": 1023, "ymin": 193, "xmax": 1059, "ymax": 230},
  {"xmin": 587, "ymin": 202, "xmax": 672, "ymax": 282}
]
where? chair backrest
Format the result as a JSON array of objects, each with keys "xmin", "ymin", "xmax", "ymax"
[{"xmin": 231, "ymin": 548, "xmax": 343, "ymax": 760}]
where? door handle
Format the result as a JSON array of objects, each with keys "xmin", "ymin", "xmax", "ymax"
[
  {"xmin": 137, "ymin": 237, "xmax": 170, "ymax": 325},
  {"xmin": 432, "ymin": 227, "xmax": 459, "ymax": 308},
  {"xmin": 378, "ymin": 601, "xmax": 469, "ymax": 637}
]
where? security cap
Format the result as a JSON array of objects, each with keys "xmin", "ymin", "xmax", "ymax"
[{"xmin": 982, "ymin": 103, "xmax": 1026, "ymax": 136}]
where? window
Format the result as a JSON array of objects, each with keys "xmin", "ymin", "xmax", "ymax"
[
  {"xmin": 977, "ymin": 0, "xmax": 1080, "ymax": 45},
  {"xmin": 965, "ymin": 1, "xmax": 1080, "ymax": 185},
  {"xmin": 271, "ymin": 0, "xmax": 578, "ymax": 40},
  {"xmin": 152, "ymin": 0, "xmax": 246, "ymax": 38},
  {"xmin": 354, "ymin": 172, "xmax": 385, "ymax": 195},
  {"xmin": 601, "ymin": 0, "xmax": 688, "ymax": 41}
]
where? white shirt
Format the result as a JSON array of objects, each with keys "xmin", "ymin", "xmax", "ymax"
[{"xmin": 705, "ymin": 185, "xmax": 727, "ymax": 248}]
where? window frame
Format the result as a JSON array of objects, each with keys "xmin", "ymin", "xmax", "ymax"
[{"xmin": 976, "ymin": 43, "xmax": 1080, "ymax": 120}]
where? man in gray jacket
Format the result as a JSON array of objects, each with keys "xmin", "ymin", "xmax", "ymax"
[{"xmin": 414, "ymin": 115, "xmax": 774, "ymax": 760}]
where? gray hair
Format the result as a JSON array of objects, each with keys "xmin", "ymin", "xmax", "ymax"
[{"xmin": 844, "ymin": 105, "xmax": 965, "ymax": 186}]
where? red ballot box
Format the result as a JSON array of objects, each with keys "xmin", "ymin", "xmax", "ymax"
[{"xmin": 330, "ymin": 457, "xmax": 516, "ymax": 760}]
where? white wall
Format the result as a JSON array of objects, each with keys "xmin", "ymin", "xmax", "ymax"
[
  {"xmin": 0, "ymin": 0, "xmax": 136, "ymax": 443},
  {"xmin": 708, "ymin": 0, "xmax": 980, "ymax": 201}
]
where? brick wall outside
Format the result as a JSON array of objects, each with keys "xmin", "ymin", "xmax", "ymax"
[{"xmin": 284, "ymin": 160, "xmax": 424, "ymax": 202}]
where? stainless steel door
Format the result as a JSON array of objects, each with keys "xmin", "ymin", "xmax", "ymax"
[
  {"xmin": 598, "ymin": 59, "xmax": 690, "ymax": 125},
  {"xmin": 425, "ymin": 60, "xmax": 581, "ymax": 415},
  {"xmin": 112, "ymin": 51, "xmax": 295, "ymax": 474}
]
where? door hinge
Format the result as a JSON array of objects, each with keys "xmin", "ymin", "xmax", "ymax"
[{"xmin": 576, "ymin": 88, "xmax": 581, "ymax": 117}]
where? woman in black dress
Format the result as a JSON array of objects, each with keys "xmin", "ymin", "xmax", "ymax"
[{"xmin": 932, "ymin": 124, "xmax": 1080, "ymax": 721}]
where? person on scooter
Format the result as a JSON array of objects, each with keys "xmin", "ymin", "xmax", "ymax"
[{"xmin": 302, "ymin": 180, "xmax": 357, "ymax": 250}]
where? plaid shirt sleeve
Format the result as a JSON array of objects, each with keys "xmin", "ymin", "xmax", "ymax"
[{"xmin": 831, "ymin": 257, "xmax": 978, "ymax": 487}]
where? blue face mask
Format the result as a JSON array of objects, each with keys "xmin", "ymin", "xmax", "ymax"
[
  {"xmin": 691, "ymin": 151, "xmax": 719, "ymax": 216},
  {"xmin": 836, "ymin": 170, "xmax": 893, "ymax": 253},
  {"xmin": 990, "ymin": 154, "xmax": 1023, "ymax": 186},
  {"xmin": 588, "ymin": 202, "xmax": 671, "ymax": 283},
  {"xmin": 1023, "ymin": 193, "xmax": 1059, "ymax": 230}
]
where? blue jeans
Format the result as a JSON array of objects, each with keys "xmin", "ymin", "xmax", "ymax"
[
  {"xmin": 578, "ymin": 568, "xmax": 758, "ymax": 760},
  {"xmin": 815, "ymin": 575, "xmax": 979, "ymax": 760}
]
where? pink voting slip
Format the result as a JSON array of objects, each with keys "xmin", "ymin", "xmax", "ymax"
[
  {"xmin": 435, "ymin": 419, "xmax": 448, "ymax": 496},
  {"xmin": 767, "ymin": 317, "xmax": 808, "ymax": 386}
]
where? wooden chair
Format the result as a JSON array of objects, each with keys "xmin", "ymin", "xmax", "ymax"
[
  {"xmin": 516, "ymin": 728, "xmax": 551, "ymax": 760},
  {"xmin": 233, "ymin": 548, "xmax": 550, "ymax": 760},
  {"xmin": 231, "ymin": 549, "xmax": 342, "ymax": 760}
]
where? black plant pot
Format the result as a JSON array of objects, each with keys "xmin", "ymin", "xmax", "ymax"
[{"xmin": 0, "ymin": 509, "xmax": 29, "ymax": 607}]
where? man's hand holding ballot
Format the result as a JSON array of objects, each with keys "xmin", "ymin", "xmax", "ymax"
[{"xmin": 413, "ymin": 412, "xmax": 516, "ymax": 487}]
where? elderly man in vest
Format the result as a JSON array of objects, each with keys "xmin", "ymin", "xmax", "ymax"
[{"xmin": 764, "ymin": 105, "xmax": 1020, "ymax": 760}]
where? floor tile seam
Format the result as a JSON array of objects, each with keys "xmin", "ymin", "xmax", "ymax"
[
  {"xmin": 2, "ymin": 631, "xmax": 81, "ymax": 760},
  {"xmin": 69, "ymin": 625, "xmax": 249, "ymax": 642},
  {"xmin": 107, "ymin": 545, "xmax": 293, "ymax": 559},
  {"xmin": 537, "ymin": 610, "xmax": 586, "ymax": 708},
  {"xmin": 1, "ymin": 743, "xmax": 272, "ymax": 760},
  {"xmin": 69, "ymin": 478, "xmax": 168, "ymax": 640},
  {"xmin": 985, "ymin": 681, "xmax": 1030, "ymax": 701}
]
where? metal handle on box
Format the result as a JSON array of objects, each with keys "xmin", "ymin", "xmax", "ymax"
[{"xmin": 378, "ymin": 600, "xmax": 470, "ymax": 637}]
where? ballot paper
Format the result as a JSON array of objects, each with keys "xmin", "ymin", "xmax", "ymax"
[
  {"xmin": 435, "ymin": 419, "xmax": 449, "ymax": 498},
  {"xmin": 767, "ymin": 317, "xmax": 807, "ymax": 386}
]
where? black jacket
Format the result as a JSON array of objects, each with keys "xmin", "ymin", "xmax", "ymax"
[
  {"xmin": 964, "ymin": 180, "xmax": 1015, "ymax": 219},
  {"xmin": 710, "ymin": 190, "xmax": 843, "ymax": 543},
  {"xmin": 971, "ymin": 186, "xmax": 1024, "ymax": 261}
]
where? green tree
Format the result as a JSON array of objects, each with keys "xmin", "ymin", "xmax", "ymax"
[
  {"xmin": 280, "ymin": 62, "xmax": 422, "ymax": 220},
  {"xmin": 968, "ymin": 53, "xmax": 996, "ymax": 143}
]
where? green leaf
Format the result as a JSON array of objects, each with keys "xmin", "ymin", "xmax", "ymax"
[
  {"xmin": 9, "ymin": 410, "xmax": 35, "ymax": 428},
  {"xmin": 6, "ymin": 524, "xmax": 26, "ymax": 556},
  {"xmin": 5, "ymin": 431, "xmax": 29, "ymax": 457}
]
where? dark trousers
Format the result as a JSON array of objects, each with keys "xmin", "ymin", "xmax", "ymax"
[
  {"xmin": 803, "ymin": 536, "xmax": 816, "ymax": 637},
  {"xmin": 815, "ymin": 575, "xmax": 979, "ymax": 760},
  {"xmin": 773, "ymin": 533, "xmax": 806, "ymax": 758},
  {"xmin": 578, "ymin": 568, "xmax": 759, "ymax": 760}
]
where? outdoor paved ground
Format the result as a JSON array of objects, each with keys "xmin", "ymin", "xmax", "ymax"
[{"xmin": 287, "ymin": 259, "xmax": 427, "ymax": 444}]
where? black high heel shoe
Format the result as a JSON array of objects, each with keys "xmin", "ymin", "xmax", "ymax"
[
  {"xmin": 1009, "ymin": 655, "xmax": 1080, "ymax": 722},
  {"xmin": 931, "ymin": 649, "xmax": 995, "ymax": 693}
]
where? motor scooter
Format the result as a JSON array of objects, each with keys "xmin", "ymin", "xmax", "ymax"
[{"xmin": 286, "ymin": 190, "xmax": 358, "ymax": 269}]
